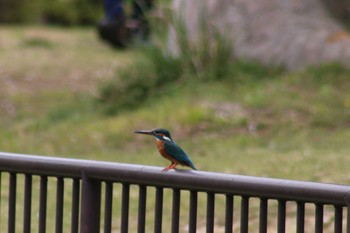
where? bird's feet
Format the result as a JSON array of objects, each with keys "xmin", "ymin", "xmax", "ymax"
[{"xmin": 162, "ymin": 163, "xmax": 177, "ymax": 172}]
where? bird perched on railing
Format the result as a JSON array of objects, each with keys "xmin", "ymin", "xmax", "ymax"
[{"xmin": 134, "ymin": 128, "xmax": 197, "ymax": 172}]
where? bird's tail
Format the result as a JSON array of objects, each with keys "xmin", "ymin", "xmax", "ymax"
[{"xmin": 188, "ymin": 161, "xmax": 198, "ymax": 170}]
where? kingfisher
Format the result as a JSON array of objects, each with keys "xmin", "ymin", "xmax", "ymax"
[{"xmin": 134, "ymin": 128, "xmax": 198, "ymax": 171}]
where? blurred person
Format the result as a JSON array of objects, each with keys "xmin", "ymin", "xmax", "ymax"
[
  {"xmin": 98, "ymin": 0, "xmax": 154, "ymax": 48},
  {"xmin": 98, "ymin": 0, "xmax": 127, "ymax": 47},
  {"xmin": 104, "ymin": 0, "xmax": 124, "ymax": 21}
]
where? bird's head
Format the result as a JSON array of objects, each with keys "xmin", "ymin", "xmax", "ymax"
[{"xmin": 134, "ymin": 128, "xmax": 173, "ymax": 141}]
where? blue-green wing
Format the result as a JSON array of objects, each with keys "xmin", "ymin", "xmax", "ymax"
[{"xmin": 164, "ymin": 141, "xmax": 197, "ymax": 170}]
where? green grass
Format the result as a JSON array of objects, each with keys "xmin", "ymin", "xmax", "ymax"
[{"xmin": 0, "ymin": 26, "xmax": 350, "ymax": 232}]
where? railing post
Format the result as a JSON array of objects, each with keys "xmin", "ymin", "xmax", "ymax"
[
  {"xmin": 240, "ymin": 196, "xmax": 249, "ymax": 233},
  {"xmin": 56, "ymin": 177, "xmax": 64, "ymax": 233},
  {"xmin": 334, "ymin": 205, "xmax": 343, "ymax": 233},
  {"xmin": 121, "ymin": 183, "xmax": 130, "ymax": 233},
  {"xmin": 8, "ymin": 173, "xmax": 16, "ymax": 233},
  {"xmin": 225, "ymin": 194, "xmax": 234, "ymax": 233},
  {"xmin": 189, "ymin": 191, "xmax": 198, "ymax": 233},
  {"xmin": 296, "ymin": 202, "xmax": 305, "ymax": 233},
  {"xmin": 171, "ymin": 189, "xmax": 180, "ymax": 233},
  {"xmin": 39, "ymin": 176, "xmax": 48, "ymax": 233},
  {"xmin": 277, "ymin": 200, "xmax": 286, "ymax": 233},
  {"xmin": 259, "ymin": 198, "xmax": 268, "ymax": 233},
  {"xmin": 104, "ymin": 182, "xmax": 113, "ymax": 233},
  {"xmin": 154, "ymin": 187, "xmax": 164, "ymax": 233},
  {"xmin": 80, "ymin": 173, "xmax": 101, "ymax": 233},
  {"xmin": 206, "ymin": 192, "xmax": 215, "ymax": 233},
  {"xmin": 315, "ymin": 204, "xmax": 324, "ymax": 233},
  {"xmin": 71, "ymin": 178, "xmax": 81, "ymax": 233},
  {"xmin": 23, "ymin": 174, "xmax": 32, "ymax": 233},
  {"xmin": 138, "ymin": 185, "xmax": 147, "ymax": 233},
  {"xmin": 347, "ymin": 198, "xmax": 350, "ymax": 233}
]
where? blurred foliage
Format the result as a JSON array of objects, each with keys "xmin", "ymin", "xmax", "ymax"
[
  {"xmin": 171, "ymin": 5, "xmax": 234, "ymax": 81},
  {"xmin": 96, "ymin": 44, "xmax": 282, "ymax": 115},
  {"xmin": 22, "ymin": 37, "xmax": 54, "ymax": 48},
  {"xmin": 0, "ymin": 0, "xmax": 102, "ymax": 25},
  {"xmin": 0, "ymin": 0, "xmax": 44, "ymax": 23},
  {"xmin": 97, "ymin": 46, "xmax": 182, "ymax": 115},
  {"xmin": 43, "ymin": 0, "xmax": 102, "ymax": 26}
]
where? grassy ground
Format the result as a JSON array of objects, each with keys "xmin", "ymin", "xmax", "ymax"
[{"xmin": 0, "ymin": 26, "xmax": 350, "ymax": 232}]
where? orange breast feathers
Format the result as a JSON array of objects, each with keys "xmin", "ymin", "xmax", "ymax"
[{"xmin": 156, "ymin": 139, "xmax": 178, "ymax": 164}]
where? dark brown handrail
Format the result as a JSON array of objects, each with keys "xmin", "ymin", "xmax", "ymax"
[
  {"xmin": 0, "ymin": 151, "xmax": 349, "ymax": 233},
  {"xmin": 0, "ymin": 152, "xmax": 349, "ymax": 205}
]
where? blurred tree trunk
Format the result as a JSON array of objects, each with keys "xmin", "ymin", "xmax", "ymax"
[{"xmin": 168, "ymin": 0, "xmax": 350, "ymax": 70}]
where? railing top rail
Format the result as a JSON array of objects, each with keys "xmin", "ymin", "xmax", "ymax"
[{"xmin": 0, "ymin": 152, "xmax": 349, "ymax": 206}]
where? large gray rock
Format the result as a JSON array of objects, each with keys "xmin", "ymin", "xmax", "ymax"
[{"xmin": 168, "ymin": 0, "xmax": 350, "ymax": 70}]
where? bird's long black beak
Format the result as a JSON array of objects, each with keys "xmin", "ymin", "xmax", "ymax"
[{"xmin": 134, "ymin": 130, "xmax": 154, "ymax": 135}]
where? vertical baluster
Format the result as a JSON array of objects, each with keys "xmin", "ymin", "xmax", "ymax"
[
  {"xmin": 240, "ymin": 196, "xmax": 249, "ymax": 233},
  {"xmin": 277, "ymin": 200, "xmax": 286, "ymax": 233},
  {"xmin": 23, "ymin": 174, "xmax": 32, "ymax": 233},
  {"xmin": 171, "ymin": 189, "xmax": 180, "ymax": 233},
  {"xmin": 8, "ymin": 173, "xmax": 16, "ymax": 233},
  {"xmin": 39, "ymin": 176, "xmax": 48, "ymax": 233},
  {"xmin": 154, "ymin": 187, "xmax": 163, "ymax": 233},
  {"xmin": 121, "ymin": 183, "xmax": 130, "ymax": 233},
  {"xmin": 104, "ymin": 182, "xmax": 113, "ymax": 233},
  {"xmin": 225, "ymin": 194, "xmax": 234, "ymax": 233},
  {"xmin": 259, "ymin": 198, "xmax": 268, "ymax": 233},
  {"xmin": 189, "ymin": 191, "xmax": 198, "ymax": 233},
  {"xmin": 315, "ymin": 204, "xmax": 324, "ymax": 233},
  {"xmin": 334, "ymin": 205, "xmax": 343, "ymax": 233},
  {"xmin": 56, "ymin": 177, "xmax": 64, "ymax": 233},
  {"xmin": 71, "ymin": 179, "xmax": 80, "ymax": 233},
  {"xmin": 80, "ymin": 175, "xmax": 101, "ymax": 233},
  {"xmin": 0, "ymin": 172, "xmax": 1, "ymax": 232},
  {"xmin": 296, "ymin": 202, "xmax": 305, "ymax": 233},
  {"xmin": 138, "ymin": 185, "xmax": 147, "ymax": 233},
  {"xmin": 347, "ymin": 201, "xmax": 350, "ymax": 233},
  {"xmin": 206, "ymin": 192, "xmax": 215, "ymax": 233}
]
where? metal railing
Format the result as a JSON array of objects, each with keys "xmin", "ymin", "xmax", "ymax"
[{"xmin": 0, "ymin": 152, "xmax": 349, "ymax": 233}]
